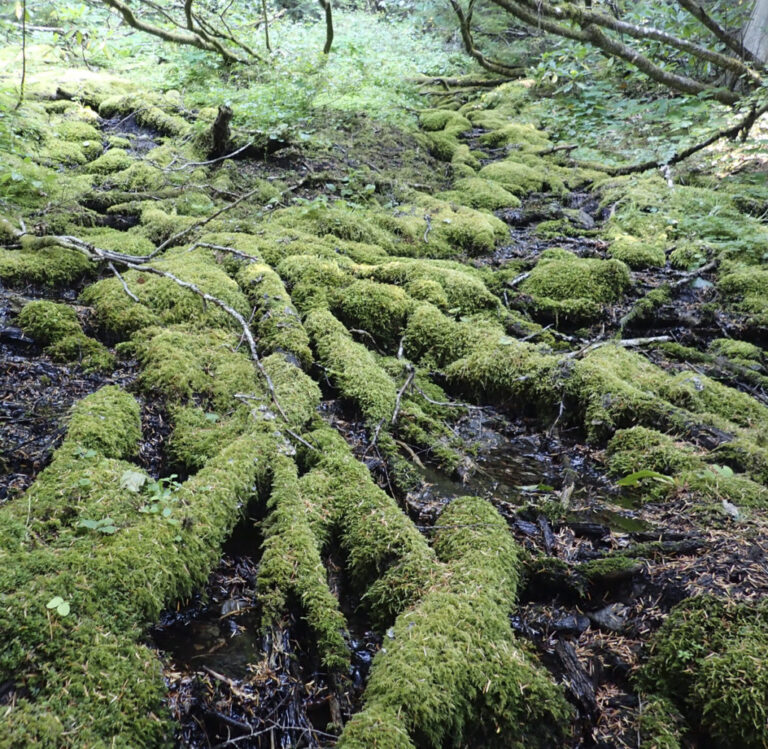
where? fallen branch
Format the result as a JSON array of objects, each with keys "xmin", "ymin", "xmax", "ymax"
[
  {"xmin": 563, "ymin": 335, "xmax": 672, "ymax": 361},
  {"xmin": 108, "ymin": 261, "xmax": 139, "ymax": 302},
  {"xmin": 391, "ymin": 363, "xmax": 415, "ymax": 426}
]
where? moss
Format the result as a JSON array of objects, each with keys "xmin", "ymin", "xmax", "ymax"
[
  {"xmin": 258, "ymin": 454, "xmax": 349, "ymax": 669},
  {"xmin": 66, "ymin": 386, "xmax": 141, "ymax": 460},
  {"xmin": 402, "ymin": 303, "xmax": 499, "ymax": 368},
  {"xmin": 98, "ymin": 93, "xmax": 188, "ymax": 136},
  {"xmin": 0, "ymin": 247, "xmax": 94, "ymax": 288},
  {"xmin": 479, "ymin": 121, "xmax": 550, "ymax": 150},
  {"xmin": 607, "ymin": 427, "xmax": 701, "ymax": 478},
  {"xmin": 35, "ymin": 139, "xmax": 88, "ymax": 167},
  {"xmin": 131, "ymin": 326, "xmax": 258, "ymax": 410},
  {"xmin": 577, "ymin": 556, "xmax": 642, "ymax": 583},
  {"xmin": 48, "ymin": 333, "xmax": 115, "ymax": 372},
  {"xmin": 261, "ymin": 353, "xmax": 321, "ymax": 429},
  {"xmin": 438, "ymin": 176, "xmax": 521, "ymax": 211},
  {"xmin": 479, "ymin": 155, "xmax": 565, "ymax": 196},
  {"xmin": 669, "ymin": 241, "xmax": 708, "ymax": 270},
  {"xmin": 419, "ymin": 110, "xmax": 472, "ymax": 133},
  {"xmin": 375, "ymin": 195, "xmax": 508, "ymax": 258},
  {"xmin": 84, "ymin": 147, "xmax": 133, "ymax": 174},
  {"xmin": 518, "ymin": 250, "xmax": 631, "ymax": 323},
  {"xmin": 0, "ymin": 418, "xmax": 278, "ymax": 747},
  {"xmin": 333, "ymin": 279, "xmax": 414, "ymax": 349},
  {"xmin": 81, "ymin": 245, "xmax": 250, "ymax": 338},
  {"xmin": 339, "ymin": 496, "xmax": 570, "ymax": 749},
  {"xmin": 708, "ymin": 338, "xmax": 763, "ymax": 362},
  {"xmin": 137, "ymin": 206, "xmax": 197, "ymax": 243},
  {"xmin": 608, "ymin": 233, "xmax": 666, "ymax": 269},
  {"xmin": 301, "ymin": 427, "xmax": 436, "ymax": 623},
  {"xmin": 278, "ymin": 253, "xmax": 353, "ymax": 312},
  {"xmin": 17, "ymin": 300, "xmax": 81, "ymax": 344},
  {"xmin": 637, "ymin": 695, "xmax": 685, "ymax": 749},
  {"xmin": 167, "ymin": 406, "xmax": 250, "ymax": 472},
  {"xmin": 236, "ymin": 262, "xmax": 313, "ymax": 367},
  {"xmin": 640, "ymin": 596, "xmax": 768, "ymax": 748},
  {"xmin": 621, "ymin": 286, "xmax": 671, "ymax": 328},
  {"xmin": 305, "ymin": 309, "xmax": 397, "ymax": 424},
  {"xmin": 74, "ymin": 226, "xmax": 155, "ymax": 256}
]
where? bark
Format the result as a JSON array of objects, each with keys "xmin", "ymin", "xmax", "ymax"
[{"xmin": 743, "ymin": 0, "xmax": 768, "ymax": 63}]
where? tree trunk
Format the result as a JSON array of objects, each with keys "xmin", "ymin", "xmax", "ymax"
[{"xmin": 744, "ymin": 0, "xmax": 768, "ymax": 63}]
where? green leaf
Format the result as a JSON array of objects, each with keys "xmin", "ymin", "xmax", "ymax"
[
  {"xmin": 78, "ymin": 519, "xmax": 100, "ymax": 530},
  {"xmin": 120, "ymin": 469, "xmax": 147, "ymax": 493},
  {"xmin": 162, "ymin": 506, "xmax": 172, "ymax": 518},
  {"xmin": 57, "ymin": 602, "xmax": 70, "ymax": 616},
  {"xmin": 99, "ymin": 525, "xmax": 118, "ymax": 534},
  {"xmin": 617, "ymin": 470, "xmax": 674, "ymax": 487},
  {"xmin": 46, "ymin": 596, "xmax": 64, "ymax": 609}
]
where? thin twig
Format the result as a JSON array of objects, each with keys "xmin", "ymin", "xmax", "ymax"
[
  {"xmin": 108, "ymin": 261, "xmax": 139, "ymax": 302},
  {"xmin": 165, "ymin": 141, "xmax": 254, "ymax": 171},
  {"xmin": 391, "ymin": 363, "xmax": 415, "ymax": 426}
]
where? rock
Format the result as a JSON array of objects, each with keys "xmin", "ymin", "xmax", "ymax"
[
  {"xmin": 552, "ymin": 614, "xmax": 590, "ymax": 635},
  {"xmin": 588, "ymin": 603, "xmax": 629, "ymax": 632}
]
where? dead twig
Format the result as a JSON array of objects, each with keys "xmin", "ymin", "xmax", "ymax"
[{"xmin": 391, "ymin": 363, "xmax": 415, "ymax": 426}]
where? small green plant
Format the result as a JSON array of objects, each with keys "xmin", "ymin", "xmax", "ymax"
[
  {"xmin": 138, "ymin": 475, "xmax": 183, "ymax": 526},
  {"xmin": 77, "ymin": 516, "xmax": 118, "ymax": 534},
  {"xmin": 617, "ymin": 469, "xmax": 675, "ymax": 488},
  {"xmin": 46, "ymin": 596, "xmax": 71, "ymax": 617}
]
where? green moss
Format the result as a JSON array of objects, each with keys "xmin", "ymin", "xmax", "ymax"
[
  {"xmin": 708, "ymin": 338, "xmax": 763, "ymax": 362},
  {"xmin": 478, "ymin": 155, "xmax": 566, "ymax": 196},
  {"xmin": 640, "ymin": 596, "xmax": 768, "ymax": 748},
  {"xmin": 17, "ymin": 301, "xmax": 81, "ymax": 344},
  {"xmin": 608, "ymin": 233, "xmax": 666, "ymax": 269},
  {"xmin": 419, "ymin": 110, "xmax": 472, "ymax": 133},
  {"xmin": 340, "ymin": 496, "xmax": 570, "ymax": 749},
  {"xmin": 607, "ymin": 427, "xmax": 701, "ymax": 477},
  {"xmin": 638, "ymin": 695, "xmax": 685, "ymax": 749},
  {"xmin": 81, "ymin": 245, "xmax": 250, "ymax": 338},
  {"xmin": 333, "ymin": 279, "xmax": 414, "ymax": 349},
  {"xmin": 131, "ymin": 326, "xmax": 257, "ymax": 410},
  {"xmin": 375, "ymin": 195, "xmax": 508, "ymax": 258},
  {"xmin": 48, "ymin": 334, "xmax": 114, "ymax": 372},
  {"xmin": 261, "ymin": 352, "xmax": 321, "ymax": 428},
  {"xmin": 67, "ymin": 385, "xmax": 141, "ymax": 460},
  {"xmin": 167, "ymin": 406, "xmax": 249, "ymax": 472},
  {"xmin": 305, "ymin": 309, "xmax": 397, "ymax": 424},
  {"xmin": 479, "ymin": 121, "xmax": 550, "ymax": 150},
  {"xmin": 236, "ymin": 262, "xmax": 313, "ymax": 367},
  {"xmin": 0, "ymin": 247, "xmax": 94, "ymax": 288},
  {"xmin": 518, "ymin": 250, "xmax": 631, "ymax": 323},
  {"xmin": 278, "ymin": 253, "xmax": 353, "ymax": 312},
  {"xmin": 84, "ymin": 148, "xmax": 132, "ymax": 174},
  {"xmin": 301, "ymin": 427, "xmax": 436, "ymax": 623},
  {"xmin": 258, "ymin": 454, "xmax": 349, "ymax": 669},
  {"xmin": 576, "ymin": 556, "xmax": 642, "ymax": 583},
  {"xmin": 438, "ymin": 176, "xmax": 521, "ymax": 211},
  {"xmin": 669, "ymin": 241, "xmax": 708, "ymax": 270},
  {"xmin": 137, "ymin": 206, "xmax": 197, "ymax": 243},
  {"xmin": 98, "ymin": 94, "xmax": 188, "ymax": 136}
]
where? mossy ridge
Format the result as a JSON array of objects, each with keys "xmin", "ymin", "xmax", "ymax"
[
  {"xmin": 1, "ymin": 425, "xmax": 278, "ymax": 747},
  {"xmin": 300, "ymin": 427, "xmax": 436, "ymax": 624},
  {"xmin": 639, "ymin": 595, "xmax": 768, "ymax": 748},
  {"xmin": 81, "ymin": 245, "xmax": 250, "ymax": 338},
  {"xmin": 437, "ymin": 176, "xmax": 522, "ymax": 211},
  {"xmin": 236, "ymin": 262, "xmax": 313, "ymax": 367},
  {"xmin": 18, "ymin": 300, "xmax": 114, "ymax": 372},
  {"xmin": 128, "ymin": 325, "xmax": 258, "ymax": 410},
  {"xmin": 305, "ymin": 308, "xmax": 397, "ymax": 425},
  {"xmin": 0, "ymin": 246, "xmax": 95, "ymax": 289},
  {"xmin": 98, "ymin": 92, "xmax": 189, "ymax": 136},
  {"xmin": 257, "ymin": 454, "xmax": 349, "ymax": 669},
  {"xmin": 339, "ymin": 496, "xmax": 571, "ymax": 749}
]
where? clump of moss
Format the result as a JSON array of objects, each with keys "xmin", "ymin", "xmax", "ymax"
[
  {"xmin": 84, "ymin": 148, "xmax": 133, "ymax": 175},
  {"xmin": 608, "ymin": 233, "xmax": 666, "ymax": 269},
  {"xmin": 640, "ymin": 595, "xmax": 768, "ymax": 748},
  {"xmin": 81, "ymin": 245, "xmax": 250, "ymax": 338},
  {"xmin": 375, "ymin": 195, "xmax": 508, "ymax": 258},
  {"xmin": 368, "ymin": 259, "xmax": 499, "ymax": 315},
  {"xmin": 258, "ymin": 454, "xmax": 349, "ymax": 669},
  {"xmin": 99, "ymin": 93, "xmax": 188, "ymax": 136},
  {"xmin": 305, "ymin": 309, "xmax": 397, "ymax": 424},
  {"xmin": 277, "ymin": 254, "xmax": 354, "ymax": 312},
  {"xmin": 518, "ymin": 250, "xmax": 631, "ymax": 323},
  {"xmin": 577, "ymin": 556, "xmax": 642, "ymax": 583},
  {"xmin": 301, "ymin": 427, "xmax": 436, "ymax": 623},
  {"xmin": 0, "ymin": 246, "xmax": 94, "ymax": 289},
  {"xmin": 607, "ymin": 427, "xmax": 701, "ymax": 478},
  {"xmin": 637, "ymin": 695, "xmax": 685, "ymax": 749},
  {"xmin": 438, "ymin": 176, "xmax": 521, "ymax": 211},
  {"xmin": 479, "ymin": 121, "xmax": 550, "ymax": 150},
  {"xmin": 68, "ymin": 385, "xmax": 142, "ymax": 460},
  {"xmin": 261, "ymin": 352, "xmax": 321, "ymax": 429},
  {"xmin": 18, "ymin": 300, "xmax": 114, "ymax": 372},
  {"xmin": 131, "ymin": 325, "xmax": 258, "ymax": 410},
  {"xmin": 708, "ymin": 338, "xmax": 763, "ymax": 363},
  {"xmin": 339, "ymin": 496, "xmax": 571, "ymax": 748},
  {"xmin": 236, "ymin": 262, "xmax": 313, "ymax": 367},
  {"xmin": 333, "ymin": 279, "xmax": 414, "ymax": 349},
  {"xmin": 479, "ymin": 155, "xmax": 565, "ymax": 196}
]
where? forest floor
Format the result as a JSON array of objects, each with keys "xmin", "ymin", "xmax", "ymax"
[{"xmin": 3, "ymin": 13, "xmax": 768, "ymax": 749}]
